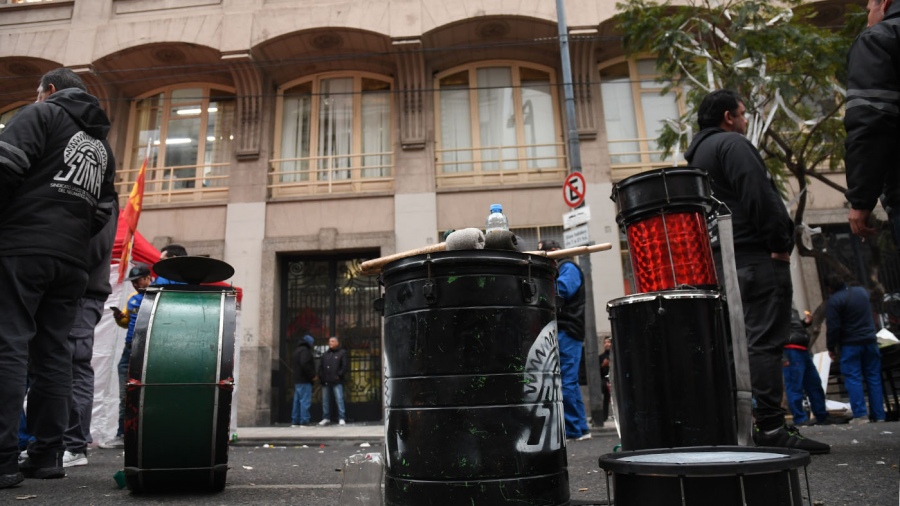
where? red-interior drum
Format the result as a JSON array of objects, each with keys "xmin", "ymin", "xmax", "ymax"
[{"xmin": 611, "ymin": 167, "xmax": 717, "ymax": 293}]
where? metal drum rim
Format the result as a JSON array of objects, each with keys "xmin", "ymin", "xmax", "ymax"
[
  {"xmin": 607, "ymin": 289, "xmax": 721, "ymax": 308},
  {"xmin": 597, "ymin": 445, "xmax": 811, "ymax": 476},
  {"xmin": 382, "ymin": 249, "xmax": 557, "ymax": 278}
]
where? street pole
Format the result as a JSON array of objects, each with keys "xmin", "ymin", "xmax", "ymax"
[{"xmin": 556, "ymin": 0, "xmax": 605, "ymax": 427}]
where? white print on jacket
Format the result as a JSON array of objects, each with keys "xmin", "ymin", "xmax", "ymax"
[
  {"xmin": 517, "ymin": 320, "xmax": 565, "ymax": 453},
  {"xmin": 53, "ymin": 131, "xmax": 108, "ymax": 204}
]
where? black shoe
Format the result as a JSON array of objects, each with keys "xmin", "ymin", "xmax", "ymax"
[
  {"xmin": 0, "ymin": 472, "xmax": 24, "ymax": 489},
  {"xmin": 19, "ymin": 452, "xmax": 65, "ymax": 480},
  {"xmin": 816, "ymin": 415, "xmax": 851, "ymax": 426},
  {"xmin": 753, "ymin": 425, "xmax": 831, "ymax": 455}
]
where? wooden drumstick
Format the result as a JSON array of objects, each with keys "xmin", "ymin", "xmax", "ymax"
[
  {"xmin": 525, "ymin": 242, "xmax": 613, "ymax": 259},
  {"xmin": 360, "ymin": 243, "xmax": 447, "ymax": 275}
]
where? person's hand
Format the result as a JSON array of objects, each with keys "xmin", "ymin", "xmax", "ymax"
[
  {"xmin": 771, "ymin": 251, "xmax": 791, "ymax": 262},
  {"xmin": 112, "ymin": 308, "xmax": 125, "ymax": 320},
  {"xmin": 828, "ymin": 350, "xmax": 837, "ymax": 361},
  {"xmin": 601, "ymin": 358, "xmax": 610, "ymax": 368},
  {"xmin": 849, "ymin": 208, "xmax": 877, "ymax": 239}
]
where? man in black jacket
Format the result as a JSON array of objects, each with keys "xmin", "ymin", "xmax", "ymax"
[
  {"xmin": 291, "ymin": 335, "xmax": 317, "ymax": 427},
  {"xmin": 0, "ymin": 68, "xmax": 117, "ymax": 487},
  {"xmin": 845, "ymin": 0, "xmax": 900, "ymax": 241},
  {"xmin": 685, "ymin": 89, "xmax": 829, "ymax": 454},
  {"xmin": 318, "ymin": 337, "xmax": 348, "ymax": 426}
]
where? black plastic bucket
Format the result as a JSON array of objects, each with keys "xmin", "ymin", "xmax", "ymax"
[
  {"xmin": 607, "ymin": 290, "xmax": 736, "ymax": 451},
  {"xmin": 598, "ymin": 446, "xmax": 811, "ymax": 506},
  {"xmin": 380, "ymin": 250, "xmax": 569, "ymax": 506}
]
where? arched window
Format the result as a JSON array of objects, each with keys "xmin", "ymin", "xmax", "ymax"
[
  {"xmin": 599, "ymin": 58, "xmax": 687, "ymax": 180},
  {"xmin": 434, "ymin": 62, "xmax": 566, "ymax": 188},
  {"xmin": 123, "ymin": 85, "xmax": 235, "ymax": 204},
  {"xmin": 271, "ymin": 73, "xmax": 393, "ymax": 197},
  {"xmin": 0, "ymin": 104, "xmax": 26, "ymax": 135}
]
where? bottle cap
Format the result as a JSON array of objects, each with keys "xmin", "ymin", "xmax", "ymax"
[{"xmin": 490, "ymin": 204, "xmax": 503, "ymax": 213}]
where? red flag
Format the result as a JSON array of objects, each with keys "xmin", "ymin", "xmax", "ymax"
[{"xmin": 116, "ymin": 148, "xmax": 148, "ymax": 282}]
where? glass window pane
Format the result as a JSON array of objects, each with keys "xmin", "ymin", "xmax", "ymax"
[
  {"xmin": 476, "ymin": 67, "xmax": 516, "ymax": 170},
  {"xmin": 164, "ymin": 115, "xmax": 200, "ymax": 189},
  {"xmin": 131, "ymin": 94, "xmax": 162, "ymax": 187},
  {"xmin": 521, "ymin": 78, "xmax": 558, "ymax": 169},
  {"xmin": 0, "ymin": 106, "xmax": 22, "ymax": 136},
  {"xmin": 203, "ymin": 89, "xmax": 234, "ymax": 187},
  {"xmin": 318, "ymin": 78, "xmax": 353, "ymax": 180},
  {"xmin": 641, "ymin": 91, "xmax": 681, "ymax": 162},
  {"xmin": 361, "ymin": 78, "xmax": 391, "ymax": 178},
  {"xmin": 599, "ymin": 71, "xmax": 640, "ymax": 165},
  {"xmin": 281, "ymin": 82, "xmax": 312, "ymax": 182},
  {"xmin": 439, "ymin": 71, "xmax": 472, "ymax": 173}
]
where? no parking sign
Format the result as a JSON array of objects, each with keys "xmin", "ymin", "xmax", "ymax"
[{"xmin": 562, "ymin": 172, "xmax": 586, "ymax": 208}]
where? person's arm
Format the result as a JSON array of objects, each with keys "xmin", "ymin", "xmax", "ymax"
[
  {"xmin": 844, "ymin": 30, "xmax": 900, "ymax": 234},
  {"xmin": 0, "ymin": 104, "xmax": 47, "ymax": 209},
  {"xmin": 556, "ymin": 262, "xmax": 582, "ymax": 300},
  {"xmin": 92, "ymin": 144, "xmax": 117, "ymax": 236},
  {"xmin": 720, "ymin": 137, "xmax": 794, "ymax": 257}
]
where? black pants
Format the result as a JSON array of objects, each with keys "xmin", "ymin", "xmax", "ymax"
[
  {"xmin": 737, "ymin": 258, "xmax": 793, "ymax": 431},
  {"xmin": 64, "ymin": 298, "xmax": 103, "ymax": 454},
  {"xmin": 0, "ymin": 256, "xmax": 87, "ymax": 473}
]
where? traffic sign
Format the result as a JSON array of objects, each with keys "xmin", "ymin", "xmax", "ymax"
[
  {"xmin": 563, "ymin": 206, "xmax": 591, "ymax": 230},
  {"xmin": 563, "ymin": 172, "xmax": 586, "ymax": 208},
  {"xmin": 563, "ymin": 224, "xmax": 590, "ymax": 249}
]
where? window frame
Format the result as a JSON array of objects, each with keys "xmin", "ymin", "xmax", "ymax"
[
  {"xmin": 270, "ymin": 71, "xmax": 395, "ymax": 198},
  {"xmin": 121, "ymin": 82, "xmax": 236, "ymax": 205},
  {"xmin": 433, "ymin": 60, "xmax": 567, "ymax": 188},
  {"xmin": 598, "ymin": 56, "xmax": 688, "ymax": 181}
]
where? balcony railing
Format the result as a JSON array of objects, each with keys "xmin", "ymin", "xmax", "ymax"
[
  {"xmin": 607, "ymin": 138, "xmax": 686, "ymax": 181},
  {"xmin": 435, "ymin": 142, "xmax": 567, "ymax": 188},
  {"xmin": 115, "ymin": 163, "xmax": 229, "ymax": 206},
  {"xmin": 268, "ymin": 152, "xmax": 394, "ymax": 198}
]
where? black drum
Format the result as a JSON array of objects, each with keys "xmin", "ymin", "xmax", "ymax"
[
  {"xmin": 611, "ymin": 167, "xmax": 717, "ymax": 293},
  {"xmin": 380, "ymin": 250, "xmax": 569, "ymax": 506},
  {"xmin": 598, "ymin": 446, "xmax": 812, "ymax": 506},
  {"xmin": 124, "ymin": 285, "xmax": 237, "ymax": 493},
  {"xmin": 607, "ymin": 290, "xmax": 736, "ymax": 451}
]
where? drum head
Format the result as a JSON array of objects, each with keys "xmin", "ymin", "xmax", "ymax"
[
  {"xmin": 154, "ymin": 256, "xmax": 235, "ymax": 284},
  {"xmin": 611, "ymin": 167, "xmax": 712, "ymax": 225}
]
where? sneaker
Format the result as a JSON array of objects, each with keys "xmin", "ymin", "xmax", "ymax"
[
  {"xmin": 575, "ymin": 433, "xmax": 592, "ymax": 441},
  {"xmin": 318, "ymin": 419, "xmax": 331, "ymax": 426},
  {"xmin": 753, "ymin": 425, "xmax": 830, "ymax": 455},
  {"xmin": 849, "ymin": 416, "xmax": 871, "ymax": 425},
  {"xmin": 0, "ymin": 472, "xmax": 24, "ymax": 489},
  {"xmin": 99, "ymin": 436, "xmax": 124, "ymax": 449},
  {"xmin": 339, "ymin": 420, "xmax": 346, "ymax": 426},
  {"xmin": 17, "ymin": 451, "xmax": 27, "ymax": 465},
  {"xmin": 19, "ymin": 453, "xmax": 65, "ymax": 479},
  {"xmin": 62, "ymin": 451, "xmax": 87, "ymax": 468}
]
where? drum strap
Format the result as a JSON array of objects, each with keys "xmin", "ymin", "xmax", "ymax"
[{"xmin": 717, "ymin": 213, "xmax": 754, "ymax": 446}]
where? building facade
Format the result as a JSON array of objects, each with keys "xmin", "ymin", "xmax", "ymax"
[{"xmin": 0, "ymin": 0, "xmax": 857, "ymax": 426}]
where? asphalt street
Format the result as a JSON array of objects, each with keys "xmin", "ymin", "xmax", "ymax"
[{"xmin": 1, "ymin": 421, "xmax": 897, "ymax": 505}]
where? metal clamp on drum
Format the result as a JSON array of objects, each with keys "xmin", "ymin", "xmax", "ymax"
[{"xmin": 611, "ymin": 167, "xmax": 718, "ymax": 293}]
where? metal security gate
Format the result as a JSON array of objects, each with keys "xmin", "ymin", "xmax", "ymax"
[{"xmin": 275, "ymin": 253, "xmax": 382, "ymax": 423}]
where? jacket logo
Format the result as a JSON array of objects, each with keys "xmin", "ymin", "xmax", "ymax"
[{"xmin": 54, "ymin": 131, "xmax": 108, "ymax": 200}]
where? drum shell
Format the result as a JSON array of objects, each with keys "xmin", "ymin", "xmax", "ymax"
[
  {"xmin": 608, "ymin": 291, "xmax": 736, "ymax": 451},
  {"xmin": 611, "ymin": 167, "xmax": 712, "ymax": 226},
  {"xmin": 598, "ymin": 446, "xmax": 811, "ymax": 506},
  {"xmin": 124, "ymin": 287, "xmax": 237, "ymax": 492},
  {"xmin": 381, "ymin": 250, "xmax": 569, "ymax": 506}
]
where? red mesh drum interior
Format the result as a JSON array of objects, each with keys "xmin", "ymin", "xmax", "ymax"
[{"xmin": 626, "ymin": 211, "xmax": 717, "ymax": 292}]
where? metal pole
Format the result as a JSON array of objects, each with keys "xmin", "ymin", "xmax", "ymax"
[{"xmin": 556, "ymin": 0, "xmax": 605, "ymax": 427}]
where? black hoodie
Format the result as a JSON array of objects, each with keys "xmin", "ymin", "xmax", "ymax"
[
  {"xmin": 684, "ymin": 127, "xmax": 794, "ymax": 264},
  {"xmin": 0, "ymin": 88, "xmax": 117, "ymax": 269}
]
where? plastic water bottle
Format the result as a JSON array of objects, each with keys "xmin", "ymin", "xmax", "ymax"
[{"xmin": 486, "ymin": 204, "xmax": 509, "ymax": 232}]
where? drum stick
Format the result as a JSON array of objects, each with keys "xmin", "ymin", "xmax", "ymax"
[
  {"xmin": 360, "ymin": 243, "xmax": 447, "ymax": 274},
  {"xmin": 525, "ymin": 243, "xmax": 612, "ymax": 259}
]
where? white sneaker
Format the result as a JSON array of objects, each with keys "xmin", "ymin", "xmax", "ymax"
[
  {"xmin": 575, "ymin": 433, "xmax": 592, "ymax": 441},
  {"xmin": 99, "ymin": 436, "xmax": 124, "ymax": 449},
  {"xmin": 318, "ymin": 419, "xmax": 331, "ymax": 426},
  {"xmin": 339, "ymin": 419, "xmax": 346, "ymax": 426},
  {"xmin": 17, "ymin": 450, "xmax": 27, "ymax": 465},
  {"xmin": 63, "ymin": 451, "xmax": 88, "ymax": 468}
]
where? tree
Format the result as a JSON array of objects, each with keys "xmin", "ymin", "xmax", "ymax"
[{"xmin": 614, "ymin": 0, "xmax": 888, "ymax": 319}]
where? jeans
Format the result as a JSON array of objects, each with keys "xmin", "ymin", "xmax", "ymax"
[
  {"xmin": 558, "ymin": 331, "xmax": 590, "ymax": 439},
  {"xmin": 292, "ymin": 383, "xmax": 312, "ymax": 425},
  {"xmin": 116, "ymin": 345, "xmax": 131, "ymax": 437},
  {"xmin": 737, "ymin": 258, "xmax": 792, "ymax": 431},
  {"xmin": 321, "ymin": 384, "xmax": 346, "ymax": 422},
  {"xmin": 783, "ymin": 348, "xmax": 828, "ymax": 424},
  {"xmin": 0, "ymin": 256, "xmax": 87, "ymax": 473},
  {"xmin": 840, "ymin": 342, "xmax": 886, "ymax": 420}
]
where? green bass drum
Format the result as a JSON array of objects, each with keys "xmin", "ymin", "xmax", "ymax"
[{"xmin": 123, "ymin": 285, "xmax": 237, "ymax": 493}]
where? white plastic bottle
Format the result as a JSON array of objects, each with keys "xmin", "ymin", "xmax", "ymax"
[{"xmin": 486, "ymin": 204, "xmax": 509, "ymax": 232}]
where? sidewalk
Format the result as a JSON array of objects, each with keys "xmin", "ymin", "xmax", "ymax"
[{"xmin": 234, "ymin": 421, "xmax": 618, "ymax": 446}]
